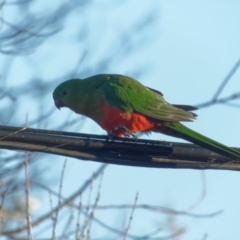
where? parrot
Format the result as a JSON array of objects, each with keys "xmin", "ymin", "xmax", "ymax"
[{"xmin": 53, "ymin": 74, "xmax": 240, "ymax": 160}]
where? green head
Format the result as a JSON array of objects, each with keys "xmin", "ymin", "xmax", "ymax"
[{"xmin": 53, "ymin": 79, "xmax": 82, "ymax": 110}]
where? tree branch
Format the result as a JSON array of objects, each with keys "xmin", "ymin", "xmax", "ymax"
[{"xmin": 0, "ymin": 126, "xmax": 239, "ymax": 171}]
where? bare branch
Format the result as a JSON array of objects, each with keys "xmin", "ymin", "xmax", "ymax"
[
  {"xmin": 2, "ymin": 164, "xmax": 107, "ymax": 236},
  {"xmin": 123, "ymin": 192, "xmax": 138, "ymax": 240},
  {"xmin": 196, "ymin": 58, "xmax": 240, "ymax": 109},
  {"xmin": 212, "ymin": 58, "xmax": 240, "ymax": 101},
  {"xmin": 196, "ymin": 92, "xmax": 240, "ymax": 109},
  {"xmin": 52, "ymin": 159, "xmax": 67, "ymax": 240},
  {"xmin": 24, "ymin": 152, "xmax": 33, "ymax": 240},
  {"xmin": 0, "ymin": 126, "xmax": 239, "ymax": 171},
  {"xmin": 183, "ymin": 171, "xmax": 206, "ymax": 212}
]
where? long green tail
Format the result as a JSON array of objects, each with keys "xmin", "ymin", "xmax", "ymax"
[{"xmin": 161, "ymin": 122, "xmax": 240, "ymax": 160}]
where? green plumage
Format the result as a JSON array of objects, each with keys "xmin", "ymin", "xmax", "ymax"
[
  {"xmin": 98, "ymin": 74, "xmax": 196, "ymax": 122},
  {"xmin": 163, "ymin": 122, "xmax": 240, "ymax": 160},
  {"xmin": 53, "ymin": 74, "xmax": 240, "ymax": 160}
]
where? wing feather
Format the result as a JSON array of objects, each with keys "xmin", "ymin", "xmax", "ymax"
[{"xmin": 98, "ymin": 74, "xmax": 196, "ymax": 122}]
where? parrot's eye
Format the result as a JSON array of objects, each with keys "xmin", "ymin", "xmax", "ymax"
[{"xmin": 62, "ymin": 90, "xmax": 67, "ymax": 96}]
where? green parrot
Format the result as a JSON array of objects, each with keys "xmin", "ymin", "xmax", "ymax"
[{"xmin": 53, "ymin": 74, "xmax": 240, "ymax": 160}]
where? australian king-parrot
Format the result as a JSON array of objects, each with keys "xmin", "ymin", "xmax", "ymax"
[{"xmin": 53, "ymin": 74, "xmax": 240, "ymax": 160}]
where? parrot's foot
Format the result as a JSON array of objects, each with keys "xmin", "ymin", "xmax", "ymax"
[
  {"xmin": 114, "ymin": 126, "xmax": 137, "ymax": 139},
  {"xmin": 107, "ymin": 132, "xmax": 114, "ymax": 141}
]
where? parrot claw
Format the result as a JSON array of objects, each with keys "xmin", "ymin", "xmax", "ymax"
[
  {"xmin": 107, "ymin": 132, "xmax": 114, "ymax": 141},
  {"xmin": 114, "ymin": 126, "xmax": 138, "ymax": 140}
]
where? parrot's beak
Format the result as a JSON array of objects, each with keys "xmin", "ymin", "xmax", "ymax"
[{"xmin": 54, "ymin": 99, "xmax": 64, "ymax": 110}]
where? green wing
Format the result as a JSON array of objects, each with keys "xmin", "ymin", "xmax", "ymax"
[{"xmin": 98, "ymin": 74, "xmax": 196, "ymax": 122}]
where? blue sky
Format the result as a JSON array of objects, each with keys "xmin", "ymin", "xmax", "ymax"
[{"xmin": 2, "ymin": 0, "xmax": 240, "ymax": 239}]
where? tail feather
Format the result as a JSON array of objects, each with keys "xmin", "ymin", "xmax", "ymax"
[{"xmin": 159, "ymin": 122, "xmax": 240, "ymax": 160}]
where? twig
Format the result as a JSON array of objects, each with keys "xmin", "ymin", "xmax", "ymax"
[
  {"xmin": 86, "ymin": 170, "xmax": 104, "ymax": 240},
  {"xmin": 222, "ymin": 102, "xmax": 240, "ymax": 108},
  {"xmin": 87, "ymin": 174, "xmax": 94, "ymax": 215},
  {"xmin": 0, "ymin": 162, "xmax": 25, "ymax": 232},
  {"xmin": 196, "ymin": 92, "xmax": 240, "ymax": 109},
  {"xmin": 24, "ymin": 152, "xmax": 33, "ymax": 240},
  {"xmin": 212, "ymin": 57, "xmax": 240, "ymax": 101},
  {"xmin": 86, "ymin": 200, "xmax": 97, "ymax": 240},
  {"xmin": 61, "ymin": 210, "xmax": 74, "ymax": 240},
  {"xmin": 0, "ymin": 180, "xmax": 3, "ymax": 231},
  {"xmin": 183, "ymin": 171, "xmax": 206, "ymax": 212},
  {"xmin": 135, "ymin": 227, "xmax": 163, "ymax": 239},
  {"xmin": 0, "ymin": 0, "xmax": 6, "ymax": 11},
  {"xmin": 33, "ymin": 179, "xmax": 221, "ymax": 238},
  {"xmin": 202, "ymin": 233, "xmax": 208, "ymax": 240},
  {"xmin": 2, "ymin": 164, "xmax": 107, "ymax": 236},
  {"xmin": 75, "ymin": 193, "xmax": 82, "ymax": 240},
  {"xmin": 79, "ymin": 173, "xmax": 95, "ymax": 239},
  {"xmin": 36, "ymin": 177, "xmax": 154, "ymax": 240},
  {"xmin": 0, "ymin": 126, "xmax": 27, "ymax": 141},
  {"xmin": 122, "ymin": 192, "xmax": 138, "ymax": 240},
  {"xmin": 48, "ymin": 190, "xmax": 55, "ymax": 234},
  {"xmin": 52, "ymin": 159, "xmax": 67, "ymax": 240},
  {"xmin": 196, "ymin": 56, "xmax": 240, "ymax": 109},
  {"xmin": 73, "ymin": 204, "xmax": 221, "ymax": 219}
]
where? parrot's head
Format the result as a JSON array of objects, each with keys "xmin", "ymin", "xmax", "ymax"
[{"xmin": 53, "ymin": 79, "xmax": 82, "ymax": 110}]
